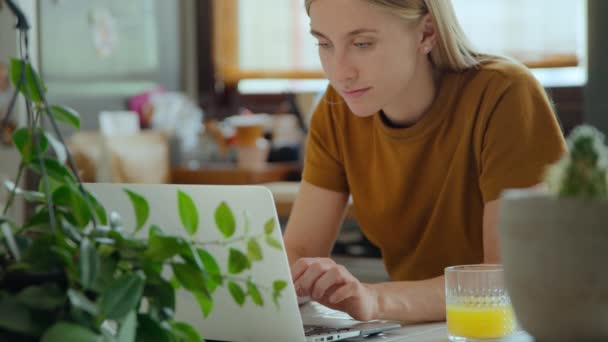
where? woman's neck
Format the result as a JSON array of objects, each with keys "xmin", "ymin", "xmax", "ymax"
[{"xmin": 381, "ymin": 59, "xmax": 440, "ymax": 127}]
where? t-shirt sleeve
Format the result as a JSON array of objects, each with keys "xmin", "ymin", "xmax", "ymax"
[
  {"xmin": 302, "ymin": 87, "xmax": 350, "ymax": 193},
  {"xmin": 479, "ymin": 71, "xmax": 567, "ymax": 202}
]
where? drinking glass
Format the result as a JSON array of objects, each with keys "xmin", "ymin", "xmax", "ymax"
[{"xmin": 445, "ymin": 265, "xmax": 518, "ymax": 341}]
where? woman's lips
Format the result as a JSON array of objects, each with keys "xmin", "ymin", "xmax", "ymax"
[{"xmin": 342, "ymin": 87, "xmax": 371, "ymax": 100}]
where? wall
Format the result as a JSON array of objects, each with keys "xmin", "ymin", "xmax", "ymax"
[
  {"xmin": 0, "ymin": 0, "xmax": 38, "ymax": 224},
  {"xmin": 38, "ymin": 0, "xmax": 192, "ymax": 132},
  {"xmin": 585, "ymin": 0, "xmax": 608, "ymax": 134}
]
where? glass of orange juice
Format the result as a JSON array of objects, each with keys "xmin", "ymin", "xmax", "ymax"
[{"xmin": 445, "ymin": 265, "xmax": 519, "ymax": 341}]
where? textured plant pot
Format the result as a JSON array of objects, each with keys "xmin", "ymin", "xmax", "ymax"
[{"xmin": 498, "ymin": 189, "xmax": 608, "ymax": 342}]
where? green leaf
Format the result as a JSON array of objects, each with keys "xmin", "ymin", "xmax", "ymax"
[
  {"xmin": 41, "ymin": 322, "xmax": 101, "ymax": 342},
  {"xmin": 124, "ymin": 189, "xmax": 149, "ymax": 233},
  {"xmin": 100, "ymin": 272, "xmax": 145, "ymax": 320},
  {"xmin": 0, "ymin": 296, "xmax": 41, "ymax": 335},
  {"xmin": 10, "ymin": 58, "xmax": 46, "ymax": 103},
  {"xmin": 16, "ymin": 284, "xmax": 66, "ymax": 310},
  {"xmin": 30, "ymin": 158, "xmax": 76, "ymax": 184},
  {"xmin": 273, "ymin": 280, "xmax": 287, "ymax": 293},
  {"xmin": 80, "ymin": 238, "xmax": 99, "ymax": 289},
  {"xmin": 85, "ymin": 191, "xmax": 108, "ymax": 226},
  {"xmin": 194, "ymin": 291, "xmax": 214, "ymax": 318},
  {"xmin": 228, "ymin": 248, "xmax": 251, "ymax": 274},
  {"xmin": 247, "ymin": 238, "xmax": 263, "ymax": 261},
  {"xmin": 171, "ymin": 263, "xmax": 210, "ymax": 299},
  {"xmin": 23, "ymin": 208, "xmax": 52, "ymax": 229},
  {"xmin": 135, "ymin": 314, "xmax": 171, "ymax": 342},
  {"xmin": 22, "ymin": 234, "xmax": 67, "ymax": 271},
  {"xmin": 44, "ymin": 132, "xmax": 67, "ymax": 164},
  {"xmin": 117, "ymin": 310, "xmax": 137, "ymax": 342},
  {"xmin": 247, "ymin": 281, "xmax": 264, "ymax": 306},
  {"xmin": 264, "ymin": 218, "xmax": 275, "ymax": 235},
  {"xmin": 227, "ymin": 281, "xmax": 246, "ymax": 306},
  {"xmin": 38, "ymin": 176, "xmax": 63, "ymax": 197},
  {"xmin": 197, "ymin": 249, "xmax": 221, "ymax": 276},
  {"xmin": 49, "ymin": 105, "xmax": 81, "ymax": 129},
  {"xmin": 67, "ymin": 289, "xmax": 98, "ymax": 316},
  {"xmin": 145, "ymin": 225, "xmax": 185, "ymax": 261},
  {"xmin": 177, "ymin": 191, "xmax": 198, "ymax": 236},
  {"xmin": 12, "ymin": 127, "xmax": 49, "ymax": 163},
  {"xmin": 265, "ymin": 235, "xmax": 283, "ymax": 250},
  {"xmin": 272, "ymin": 280, "xmax": 288, "ymax": 308},
  {"xmin": 144, "ymin": 279, "xmax": 175, "ymax": 314},
  {"xmin": 180, "ymin": 243, "xmax": 204, "ymax": 272},
  {"xmin": 171, "ymin": 322, "xmax": 202, "ymax": 342},
  {"xmin": 197, "ymin": 249, "xmax": 222, "ymax": 291},
  {"xmin": 53, "ymin": 185, "xmax": 92, "ymax": 228},
  {"xmin": 215, "ymin": 202, "xmax": 236, "ymax": 238}
]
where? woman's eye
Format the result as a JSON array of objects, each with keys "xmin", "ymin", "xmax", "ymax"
[
  {"xmin": 354, "ymin": 42, "xmax": 373, "ymax": 49},
  {"xmin": 317, "ymin": 42, "xmax": 331, "ymax": 49}
]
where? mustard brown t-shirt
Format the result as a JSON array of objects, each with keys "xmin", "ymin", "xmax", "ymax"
[{"xmin": 303, "ymin": 60, "xmax": 567, "ymax": 281}]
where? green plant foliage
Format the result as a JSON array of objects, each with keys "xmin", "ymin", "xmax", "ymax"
[
  {"xmin": 125, "ymin": 190, "xmax": 150, "ymax": 233},
  {"xmin": 1, "ymin": 55, "xmax": 287, "ymax": 342},
  {"xmin": 48, "ymin": 105, "xmax": 81, "ymax": 130},
  {"xmin": 546, "ymin": 125, "xmax": 608, "ymax": 199}
]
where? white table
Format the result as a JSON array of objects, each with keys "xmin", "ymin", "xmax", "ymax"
[{"xmin": 302, "ymin": 301, "xmax": 534, "ymax": 342}]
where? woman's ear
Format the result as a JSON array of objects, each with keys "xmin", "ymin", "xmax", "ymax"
[{"xmin": 419, "ymin": 14, "xmax": 437, "ymax": 54}]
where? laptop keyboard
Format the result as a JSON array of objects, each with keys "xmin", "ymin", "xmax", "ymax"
[{"xmin": 304, "ymin": 324, "xmax": 353, "ymax": 336}]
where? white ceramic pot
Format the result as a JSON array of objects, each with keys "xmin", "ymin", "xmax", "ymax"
[{"xmin": 498, "ymin": 189, "xmax": 608, "ymax": 342}]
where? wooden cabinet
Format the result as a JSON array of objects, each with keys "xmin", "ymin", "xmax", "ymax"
[{"xmin": 171, "ymin": 162, "xmax": 302, "ymax": 185}]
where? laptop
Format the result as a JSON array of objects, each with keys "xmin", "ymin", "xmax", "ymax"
[{"xmin": 85, "ymin": 183, "xmax": 401, "ymax": 341}]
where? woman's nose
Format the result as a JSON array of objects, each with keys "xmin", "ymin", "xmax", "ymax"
[{"xmin": 333, "ymin": 53, "xmax": 358, "ymax": 85}]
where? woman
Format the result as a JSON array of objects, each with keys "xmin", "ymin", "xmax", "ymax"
[{"xmin": 285, "ymin": 0, "xmax": 566, "ymax": 323}]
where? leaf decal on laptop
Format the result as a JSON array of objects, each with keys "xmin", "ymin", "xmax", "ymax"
[
  {"xmin": 247, "ymin": 238, "xmax": 263, "ymax": 262},
  {"xmin": 228, "ymin": 281, "xmax": 246, "ymax": 306},
  {"xmin": 215, "ymin": 202, "xmax": 236, "ymax": 238},
  {"xmin": 272, "ymin": 280, "xmax": 287, "ymax": 308},
  {"xmin": 228, "ymin": 248, "xmax": 251, "ymax": 274},
  {"xmin": 177, "ymin": 191, "xmax": 199, "ymax": 236},
  {"xmin": 265, "ymin": 235, "xmax": 282, "ymax": 251},
  {"xmin": 264, "ymin": 218, "xmax": 275, "ymax": 235},
  {"xmin": 247, "ymin": 281, "xmax": 263, "ymax": 306}
]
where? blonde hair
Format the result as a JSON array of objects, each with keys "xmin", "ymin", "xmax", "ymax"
[{"xmin": 305, "ymin": 0, "xmax": 496, "ymax": 72}]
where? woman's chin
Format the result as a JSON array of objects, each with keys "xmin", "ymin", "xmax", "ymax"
[{"xmin": 345, "ymin": 103, "xmax": 379, "ymax": 118}]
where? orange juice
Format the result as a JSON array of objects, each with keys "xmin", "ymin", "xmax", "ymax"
[{"xmin": 447, "ymin": 302, "xmax": 516, "ymax": 339}]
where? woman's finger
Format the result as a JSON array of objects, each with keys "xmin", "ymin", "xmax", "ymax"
[
  {"xmin": 329, "ymin": 282, "xmax": 358, "ymax": 304},
  {"xmin": 311, "ymin": 266, "xmax": 348, "ymax": 300},
  {"xmin": 295, "ymin": 260, "xmax": 335, "ymax": 295}
]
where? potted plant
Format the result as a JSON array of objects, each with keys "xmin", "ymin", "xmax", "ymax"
[
  {"xmin": 0, "ymin": 2, "xmax": 286, "ymax": 341},
  {"xmin": 498, "ymin": 125, "xmax": 608, "ymax": 341}
]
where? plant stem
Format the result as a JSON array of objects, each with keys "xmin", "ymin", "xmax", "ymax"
[
  {"xmin": 2, "ymin": 162, "xmax": 24, "ymax": 216},
  {"xmin": 195, "ymin": 232, "xmax": 265, "ymax": 247}
]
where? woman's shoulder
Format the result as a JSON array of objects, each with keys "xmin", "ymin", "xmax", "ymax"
[
  {"xmin": 443, "ymin": 58, "xmax": 541, "ymax": 100},
  {"xmin": 469, "ymin": 57, "xmax": 539, "ymax": 86}
]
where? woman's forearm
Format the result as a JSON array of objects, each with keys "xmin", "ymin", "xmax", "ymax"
[{"xmin": 369, "ymin": 275, "xmax": 446, "ymax": 322}]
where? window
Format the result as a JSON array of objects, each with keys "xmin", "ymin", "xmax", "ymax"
[
  {"xmin": 214, "ymin": 0, "xmax": 322, "ymax": 85},
  {"xmin": 214, "ymin": 0, "xmax": 586, "ymax": 85},
  {"xmin": 452, "ymin": 0, "xmax": 586, "ymax": 68}
]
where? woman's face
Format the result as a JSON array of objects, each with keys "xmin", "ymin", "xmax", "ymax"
[{"xmin": 309, "ymin": 0, "xmax": 430, "ymax": 117}]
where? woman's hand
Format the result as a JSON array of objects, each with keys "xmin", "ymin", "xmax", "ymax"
[{"xmin": 291, "ymin": 257, "xmax": 379, "ymax": 321}]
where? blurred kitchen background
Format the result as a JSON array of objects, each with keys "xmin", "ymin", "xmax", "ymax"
[{"xmin": 1, "ymin": 0, "xmax": 606, "ymax": 281}]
